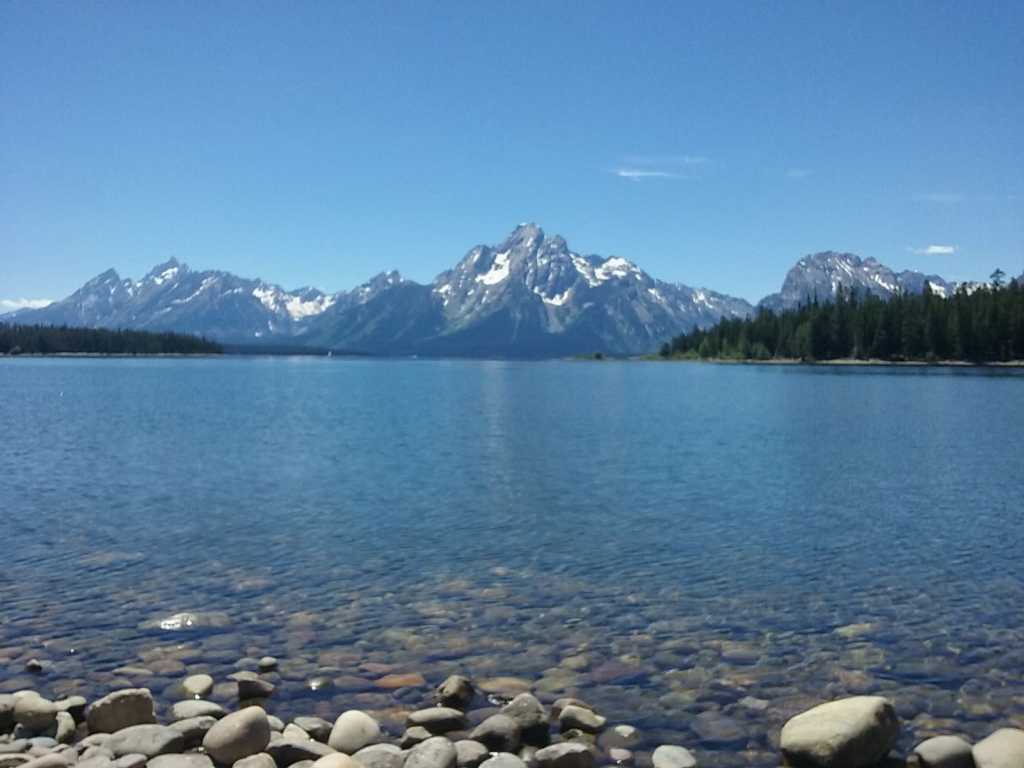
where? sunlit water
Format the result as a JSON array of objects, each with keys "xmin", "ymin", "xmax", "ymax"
[{"xmin": 1, "ymin": 358, "xmax": 1022, "ymax": 765}]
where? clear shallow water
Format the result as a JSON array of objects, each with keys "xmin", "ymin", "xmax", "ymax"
[{"xmin": 1, "ymin": 358, "xmax": 1022, "ymax": 765}]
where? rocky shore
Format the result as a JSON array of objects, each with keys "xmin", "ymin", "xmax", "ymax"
[{"xmin": 1, "ymin": 671, "xmax": 1021, "ymax": 768}]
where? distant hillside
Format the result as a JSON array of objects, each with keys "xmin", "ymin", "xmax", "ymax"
[
  {"xmin": 0, "ymin": 323, "xmax": 222, "ymax": 355},
  {"xmin": 663, "ymin": 275, "xmax": 1024, "ymax": 363}
]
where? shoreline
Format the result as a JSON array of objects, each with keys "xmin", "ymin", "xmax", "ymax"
[
  {"xmin": 1, "ymin": 670, "xmax": 1020, "ymax": 767},
  {"xmin": 646, "ymin": 356, "xmax": 1024, "ymax": 368}
]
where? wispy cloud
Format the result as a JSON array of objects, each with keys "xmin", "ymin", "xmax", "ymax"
[
  {"xmin": 612, "ymin": 153, "xmax": 710, "ymax": 181},
  {"xmin": 909, "ymin": 245, "xmax": 957, "ymax": 256},
  {"xmin": 613, "ymin": 168, "xmax": 681, "ymax": 181},
  {"xmin": 786, "ymin": 168, "xmax": 812, "ymax": 179},
  {"xmin": 0, "ymin": 298, "xmax": 54, "ymax": 314},
  {"xmin": 622, "ymin": 154, "xmax": 710, "ymax": 166},
  {"xmin": 914, "ymin": 192, "xmax": 965, "ymax": 203}
]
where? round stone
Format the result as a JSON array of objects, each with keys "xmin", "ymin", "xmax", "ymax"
[
  {"xmin": 480, "ymin": 755, "xmax": 526, "ymax": 768},
  {"xmin": 407, "ymin": 709, "xmax": 468, "ymax": 735},
  {"xmin": 352, "ymin": 744, "xmax": 403, "ymax": 768},
  {"xmin": 558, "ymin": 706, "xmax": 605, "ymax": 735},
  {"xmin": 533, "ymin": 743, "xmax": 594, "ymax": 768},
  {"xmin": 311, "ymin": 756, "xmax": 361, "ymax": 768},
  {"xmin": 170, "ymin": 701, "xmax": 225, "ymax": 721},
  {"xmin": 232, "ymin": 754, "xmax": 276, "ymax": 768},
  {"xmin": 180, "ymin": 675, "xmax": 214, "ymax": 699},
  {"xmin": 453, "ymin": 741, "xmax": 489, "ymax": 768},
  {"xmin": 14, "ymin": 694, "xmax": 58, "ymax": 733},
  {"xmin": 148, "ymin": 756, "xmax": 214, "ymax": 768},
  {"xmin": 405, "ymin": 737, "xmax": 457, "ymax": 768},
  {"xmin": 168, "ymin": 716, "xmax": 218, "ymax": 749},
  {"xmin": 202, "ymin": 707, "xmax": 271, "ymax": 765},
  {"xmin": 327, "ymin": 711, "xmax": 380, "ymax": 754},
  {"xmin": 973, "ymin": 729, "xmax": 1024, "ymax": 768},
  {"xmin": 651, "ymin": 746, "xmax": 697, "ymax": 768},
  {"xmin": 435, "ymin": 677, "xmax": 475, "ymax": 710},
  {"xmin": 780, "ymin": 696, "xmax": 899, "ymax": 768},
  {"xmin": 913, "ymin": 736, "xmax": 973, "ymax": 768}
]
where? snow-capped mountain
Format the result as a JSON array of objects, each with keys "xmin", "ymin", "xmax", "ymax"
[
  {"xmin": 13, "ymin": 225, "xmax": 754, "ymax": 356},
  {"xmin": 758, "ymin": 251, "xmax": 957, "ymax": 312}
]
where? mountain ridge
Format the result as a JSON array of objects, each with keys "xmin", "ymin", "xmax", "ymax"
[{"xmin": 10, "ymin": 225, "xmax": 991, "ymax": 356}]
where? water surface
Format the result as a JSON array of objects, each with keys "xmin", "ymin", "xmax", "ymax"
[{"xmin": 1, "ymin": 358, "xmax": 1022, "ymax": 765}]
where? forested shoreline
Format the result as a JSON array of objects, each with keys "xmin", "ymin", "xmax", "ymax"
[
  {"xmin": 0, "ymin": 323, "xmax": 222, "ymax": 355},
  {"xmin": 660, "ymin": 273, "xmax": 1024, "ymax": 363}
]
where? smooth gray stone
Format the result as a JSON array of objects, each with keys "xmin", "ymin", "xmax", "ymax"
[
  {"xmin": 404, "ymin": 737, "xmax": 456, "ymax": 768},
  {"xmin": 480, "ymin": 754, "xmax": 527, "ymax": 768},
  {"xmin": 75, "ymin": 758, "xmax": 113, "ymax": 768},
  {"xmin": 292, "ymin": 718, "xmax": 332, "ymax": 744},
  {"xmin": 148, "ymin": 755, "xmax": 215, "ymax": 768},
  {"xmin": 691, "ymin": 712, "xmax": 744, "ymax": 746},
  {"xmin": 267, "ymin": 718, "xmax": 285, "ymax": 734},
  {"xmin": 0, "ymin": 756, "xmax": 32, "ymax": 768},
  {"xmin": 309, "ymin": 756, "xmax": 362, "ymax": 768},
  {"xmin": 227, "ymin": 674, "xmax": 274, "ymax": 701},
  {"xmin": 180, "ymin": 676, "xmax": 214, "ymax": 700},
  {"xmin": 112, "ymin": 754, "xmax": 146, "ymax": 768},
  {"xmin": 202, "ymin": 708, "xmax": 271, "ymax": 765},
  {"xmin": 105, "ymin": 725, "xmax": 184, "ymax": 759},
  {"xmin": 558, "ymin": 707, "xmax": 605, "ymax": 735},
  {"xmin": 533, "ymin": 744, "xmax": 594, "ymax": 768},
  {"xmin": 0, "ymin": 743, "xmax": 29, "ymax": 755},
  {"xmin": 86, "ymin": 691, "xmax": 156, "ymax": 734},
  {"xmin": 780, "ymin": 696, "xmax": 899, "ymax": 768},
  {"xmin": 13, "ymin": 695, "xmax": 58, "ymax": 733},
  {"xmin": 78, "ymin": 747, "xmax": 114, "ymax": 762},
  {"xmin": 434, "ymin": 677, "xmax": 474, "ymax": 711},
  {"xmin": 282, "ymin": 725, "xmax": 310, "ymax": 742},
  {"xmin": 651, "ymin": 745, "xmax": 697, "ymax": 768},
  {"xmin": 265, "ymin": 737, "xmax": 335, "ymax": 766},
  {"xmin": 501, "ymin": 695, "xmax": 547, "ymax": 733},
  {"xmin": 453, "ymin": 741, "xmax": 489, "ymax": 768},
  {"xmin": 232, "ymin": 753, "xmax": 276, "ymax": 768},
  {"xmin": 169, "ymin": 716, "xmax": 217, "ymax": 749},
  {"xmin": 550, "ymin": 701, "xmax": 593, "ymax": 721},
  {"xmin": 353, "ymin": 744, "xmax": 403, "ymax": 768},
  {"xmin": 171, "ymin": 701, "xmax": 225, "ymax": 722},
  {"xmin": 973, "ymin": 729, "xmax": 1024, "ymax": 768},
  {"xmin": 913, "ymin": 735, "xmax": 973, "ymax": 768},
  {"xmin": 407, "ymin": 710, "xmax": 468, "ymax": 735},
  {"xmin": 26, "ymin": 740, "xmax": 56, "ymax": 751},
  {"xmin": 400, "ymin": 728, "xmax": 432, "ymax": 750},
  {"xmin": 257, "ymin": 659, "xmax": 278, "ymax": 673},
  {"xmin": 470, "ymin": 715, "xmax": 521, "ymax": 753},
  {"xmin": 327, "ymin": 712, "xmax": 380, "ymax": 754}
]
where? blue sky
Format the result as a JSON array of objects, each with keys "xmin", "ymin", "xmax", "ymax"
[{"xmin": 1, "ymin": 1, "xmax": 1021, "ymax": 309}]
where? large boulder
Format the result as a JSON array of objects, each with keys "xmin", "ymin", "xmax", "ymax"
[
  {"xmin": 13, "ymin": 694, "xmax": 58, "ymax": 733},
  {"xmin": 779, "ymin": 696, "xmax": 899, "ymax": 768},
  {"xmin": 405, "ymin": 737, "xmax": 457, "ymax": 768},
  {"xmin": 327, "ymin": 711, "xmax": 380, "ymax": 754},
  {"xmin": 973, "ymin": 729, "xmax": 1024, "ymax": 768},
  {"xmin": 912, "ymin": 736, "xmax": 973, "ymax": 768},
  {"xmin": 202, "ymin": 707, "xmax": 271, "ymax": 765},
  {"xmin": 86, "ymin": 690, "xmax": 156, "ymax": 734},
  {"xmin": 105, "ymin": 725, "xmax": 184, "ymax": 758}
]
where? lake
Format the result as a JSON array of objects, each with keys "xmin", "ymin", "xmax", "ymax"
[{"xmin": 1, "ymin": 358, "xmax": 1022, "ymax": 766}]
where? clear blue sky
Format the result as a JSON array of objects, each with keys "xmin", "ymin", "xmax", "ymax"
[{"xmin": 1, "ymin": 1, "xmax": 1021, "ymax": 308}]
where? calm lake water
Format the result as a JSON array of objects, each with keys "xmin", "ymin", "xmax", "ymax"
[{"xmin": 1, "ymin": 358, "xmax": 1022, "ymax": 765}]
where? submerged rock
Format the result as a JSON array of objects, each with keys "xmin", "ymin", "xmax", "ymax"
[{"xmin": 780, "ymin": 696, "xmax": 899, "ymax": 768}]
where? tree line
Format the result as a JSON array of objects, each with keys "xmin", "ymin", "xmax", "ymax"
[
  {"xmin": 660, "ymin": 271, "xmax": 1024, "ymax": 363},
  {"xmin": 0, "ymin": 323, "xmax": 222, "ymax": 355}
]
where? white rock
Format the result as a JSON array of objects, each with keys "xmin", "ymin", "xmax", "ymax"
[
  {"xmin": 973, "ymin": 729, "xmax": 1024, "ymax": 768},
  {"xmin": 327, "ymin": 711, "xmax": 380, "ymax": 754},
  {"xmin": 780, "ymin": 696, "xmax": 899, "ymax": 768}
]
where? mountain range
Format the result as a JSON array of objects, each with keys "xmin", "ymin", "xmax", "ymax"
[{"xmin": 7, "ymin": 224, "xmax": 993, "ymax": 357}]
